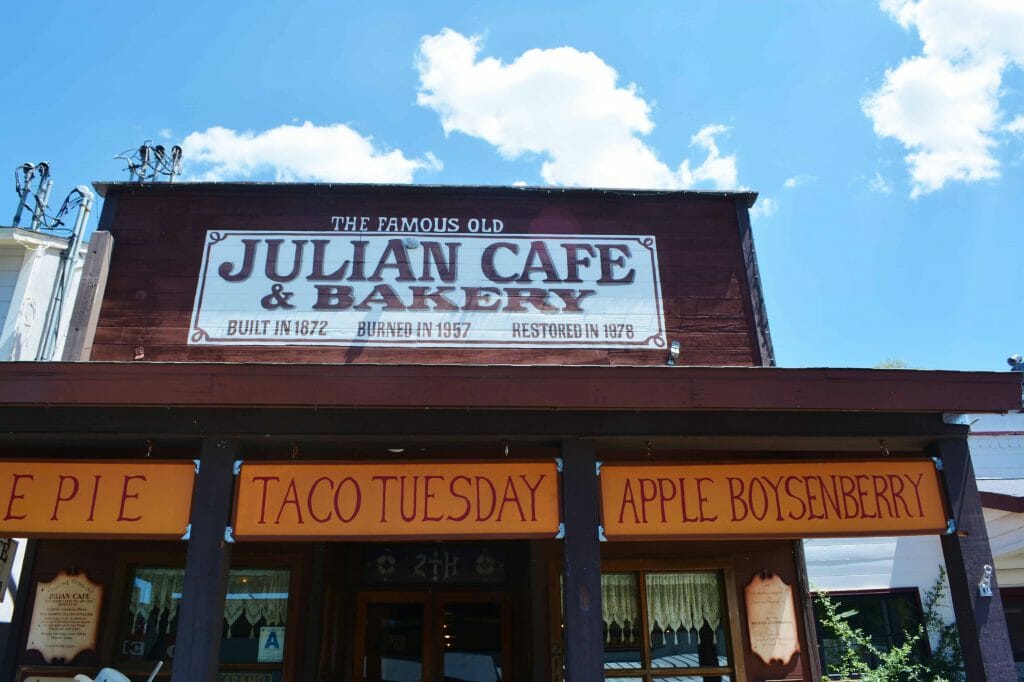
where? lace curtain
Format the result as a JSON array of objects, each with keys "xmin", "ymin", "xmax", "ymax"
[
  {"xmin": 645, "ymin": 572, "xmax": 721, "ymax": 643},
  {"xmin": 601, "ymin": 573, "xmax": 641, "ymax": 639},
  {"xmin": 601, "ymin": 572, "xmax": 722, "ymax": 644},
  {"xmin": 129, "ymin": 568, "xmax": 290, "ymax": 639},
  {"xmin": 222, "ymin": 570, "xmax": 290, "ymax": 637}
]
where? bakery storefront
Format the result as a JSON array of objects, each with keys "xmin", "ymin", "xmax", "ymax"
[{"xmin": 0, "ymin": 183, "xmax": 1019, "ymax": 682}]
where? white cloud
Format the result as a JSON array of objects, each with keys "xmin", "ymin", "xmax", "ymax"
[
  {"xmin": 749, "ymin": 197, "xmax": 777, "ymax": 219},
  {"xmin": 415, "ymin": 29, "xmax": 739, "ymax": 190},
  {"xmin": 182, "ymin": 121, "xmax": 441, "ymax": 183},
  {"xmin": 864, "ymin": 0, "xmax": 1024, "ymax": 197},
  {"xmin": 868, "ymin": 171, "xmax": 893, "ymax": 194},
  {"xmin": 158, "ymin": 128, "xmax": 173, "ymax": 140},
  {"xmin": 1008, "ymin": 115, "xmax": 1024, "ymax": 134},
  {"xmin": 783, "ymin": 174, "xmax": 815, "ymax": 189},
  {"xmin": 511, "ymin": 180, "xmax": 528, "ymax": 187}
]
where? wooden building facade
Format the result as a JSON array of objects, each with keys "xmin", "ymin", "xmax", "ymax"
[{"xmin": 0, "ymin": 183, "xmax": 1020, "ymax": 682}]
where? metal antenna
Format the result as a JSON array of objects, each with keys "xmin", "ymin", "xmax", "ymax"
[
  {"xmin": 116, "ymin": 141, "xmax": 184, "ymax": 183},
  {"xmin": 12, "ymin": 161, "xmax": 56, "ymax": 228},
  {"xmin": 36, "ymin": 185, "xmax": 94, "ymax": 360}
]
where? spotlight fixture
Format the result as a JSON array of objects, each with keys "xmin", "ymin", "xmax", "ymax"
[{"xmin": 666, "ymin": 340, "xmax": 681, "ymax": 366}]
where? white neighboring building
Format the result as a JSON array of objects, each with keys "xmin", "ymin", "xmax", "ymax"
[
  {"xmin": 0, "ymin": 223, "xmax": 88, "ymax": 669},
  {"xmin": 0, "ymin": 226, "xmax": 85, "ymax": 361},
  {"xmin": 805, "ymin": 407, "xmax": 1024, "ymax": 676}
]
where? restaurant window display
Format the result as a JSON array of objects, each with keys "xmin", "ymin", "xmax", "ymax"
[
  {"xmin": 117, "ymin": 567, "xmax": 291, "ymax": 676},
  {"xmin": 558, "ymin": 566, "xmax": 739, "ymax": 682}
]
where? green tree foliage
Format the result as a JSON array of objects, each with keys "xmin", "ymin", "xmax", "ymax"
[{"xmin": 815, "ymin": 568, "xmax": 963, "ymax": 681}]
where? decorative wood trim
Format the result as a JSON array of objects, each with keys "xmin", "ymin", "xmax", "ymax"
[
  {"xmin": 61, "ymin": 231, "xmax": 113, "ymax": 362},
  {"xmin": 734, "ymin": 197, "xmax": 775, "ymax": 367},
  {"xmin": 0, "ymin": 363, "xmax": 1017, "ymax": 413}
]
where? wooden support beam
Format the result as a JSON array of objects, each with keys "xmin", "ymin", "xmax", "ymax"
[
  {"xmin": 61, "ymin": 231, "xmax": 112, "ymax": 361},
  {"xmin": 560, "ymin": 439, "xmax": 603, "ymax": 682},
  {"xmin": 171, "ymin": 439, "xmax": 236, "ymax": 682},
  {"xmin": 936, "ymin": 438, "xmax": 1016, "ymax": 681}
]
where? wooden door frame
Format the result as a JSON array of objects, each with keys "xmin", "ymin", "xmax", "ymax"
[{"xmin": 353, "ymin": 588, "xmax": 512, "ymax": 682}]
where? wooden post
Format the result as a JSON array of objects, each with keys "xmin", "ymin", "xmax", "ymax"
[
  {"xmin": 936, "ymin": 438, "xmax": 1016, "ymax": 681},
  {"xmin": 171, "ymin": 439, "xmax": 236, "ymax": 682},
  {"xmin": 560, "ymin": 439, "xmax": 603, "ymax": 682},
  {"xmin": 791, "ymin": 539, "xmax": 823, "ymax": 682},
  {"xmin": 61, "ymin": 230, "xmax": 112, "ymax": 361}
]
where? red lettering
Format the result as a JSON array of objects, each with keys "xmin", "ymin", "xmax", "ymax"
[
  {"xmin": 839, "ymin": 476, "xmax": 860, "ymax": 518},
  {"xmin": 804, "ymin": 476, "xmax": 826, "ymax": 520},
  {"xmin": 676, "ymin": 477, "xmax": 699, "ymax": 523},
  {"xmin": 251, "ymin": 476, "xmax": 280, "ymax": 524},
  {"xmin": 856, "ymin": 475, "xmax": 876, "ymax": 519},
  {"xmin": 447, "ymin": 476, "xmax": 472, "ymax": 521},
  {"xmin": 399, "ymin": 476, "xmax": 419, "ymax": 522},
  {"xmin": 618, "ymin": 480, "xmax": 640, "ymax": 524},
  {"xmin": 888, "ymin": 474, "xmax": 911, "ymax": 518},
  {"xmin": 274, "ymin": 478, "xmax": 303, "ymax": 524},
  {"xmin": 728, "ymin": 477, "xmax": 748, "ymax": 521},
  {"xmin": 334, "ymin": 476, "xmax": 361, "ymax": 522},
  {"xmin": 695, "ymin": 477, "xmax": 718, "ymax": 522},
  {"xmin": 638, "ymin": 478, "xmax": 657, "ymax": 523},
  {"xmin": 784, "ymin": 477, "xmax": 808, "ymax": 520},
  {"xmin": 422, "ymin": 475, "xmax": 443, "ymax": 522},
  {"xmin": 117, "ymin": 474, "xmax": 146, "ymax": 522},
  {"xmin": 475, "ymin": 476, "xmax": 497, "ymax": 521},
  {"xmin": 657, "ymin": 478, "xmax": 677, "ymax": 523},
  {"xmin": 519, "ymin": 474, "xmax": 545, "ymax": 522},
  {"xmin": 496, "ymin": 477, "xmax": 526, "ymax": 522},
  {"xmin": 373, "ymin": 475, "xmax": 398, "ymax": 522},
  {"xmin": 86, "ymin": 474, "xmax": 102, "ymax": 522},
  {"xmin": 748, "ymin": 478, "xmax": 769, "ymax": 520},
  {"xmin": 3, "ymin": 474, "xmax": 33, "ymax": 521},
  {"xmin": 308, "ymin": 476, "xmax": 334, "ymax": 523},
  {"xmin": 50, "ymin": 474, "xmax": 80, "ymax": 521},
  {"xmin": 903, "ymin": 473, "xmax": 926, "ymax": 517},
  {"xmin": 872, "ymin": 476, "xmax": 894, "ymax": 518}
]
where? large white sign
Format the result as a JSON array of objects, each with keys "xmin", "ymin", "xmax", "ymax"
[{"xmin": 190, "ymin": 231, "xmax": 666, "ymax": 349}]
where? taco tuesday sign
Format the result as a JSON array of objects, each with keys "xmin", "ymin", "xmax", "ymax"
[{"xmin": 189, "ymin": 231, "xmax": 666, "ymax": 349}]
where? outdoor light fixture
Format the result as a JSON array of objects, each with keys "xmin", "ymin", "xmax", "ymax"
[
  {"xmin": 666, "ymin": 340, "xmax": 681, "ymax": 366},
  {"xmin": 978, "ymin": 564, "xmax": 994, "ymax": 597}
]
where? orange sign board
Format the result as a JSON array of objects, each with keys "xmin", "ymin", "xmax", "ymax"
[
  {"xmin": 234, "ymin": 461, "xmax": 560, "ymax": 540},
  {"xmin": 600, "ymin": 459, "xmax": 948, "ymax": 540},
  {"xmin": 0, "ymin": 461, "xmax": 195, "ymax": 538}
]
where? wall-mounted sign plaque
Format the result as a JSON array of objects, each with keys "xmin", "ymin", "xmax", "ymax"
[
  {"xmin": 0, "ymin": 538, "xmax": 17, "ymax": 600},
  {"xmin": 600, "ymin": 459, "xmax": 948, "ymax": 540},
  {"xmin": 233, "ymin": 461, "xmax": 560, "ymax": 540},
  {"xmin": 190, "ymin": 231, "xmax": 666, "ymax": 349},
  {"xmin": 26, "ymin": 571, "xmax": 103, "ymax": 663},
  {"xmin": 0, "ymin": 461, "xmax": 195, "ymax": 539},
  {"xmin": 744, "ymin": 572, "xmax": 800, "ymax": 666}
]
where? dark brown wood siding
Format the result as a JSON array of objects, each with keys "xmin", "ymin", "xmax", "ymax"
[{"xmin": 89, "ymin": 184, "xmax": 764, "ymax": 366}]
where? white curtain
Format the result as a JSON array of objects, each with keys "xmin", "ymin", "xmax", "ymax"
[
  {"xmin": 130, "ymin": 568, "xmax": 289, "ymax": 639},
  {"xmin": 644, "ymin": 572, "xmax": 721, "ymax": 644},
  {"xmin": 223, "ymin": 570, "xmax": 290, "ymax": 637},
  {"xmin": 130, "ymin": 568, "xmax": 185, "ymax": 628},
  {"xmin": 601, "ymin": 573, "xmax": 640, "ymax": 642}
]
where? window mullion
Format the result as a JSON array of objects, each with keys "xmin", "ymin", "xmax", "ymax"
[{"xmin": 637, "ymin": 570, "xmax": 653, "ymax": 675}]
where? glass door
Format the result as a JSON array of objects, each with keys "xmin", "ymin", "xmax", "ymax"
[
  {"xmin": 355, "ymin": 591, "xmax": 511, "ymax": 682},
  {"xmin": 437, "ymin": 593, "xmax": 510, "ymax": 682},
  {"xmin": 356, "ymin": 592, "xmax": 431, "ymax": 682}
]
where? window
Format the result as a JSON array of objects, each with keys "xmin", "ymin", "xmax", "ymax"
[
  {"xmin": 117, "ymin": 566, "xmax": 291, "ymax": 674},
  {"xmin": 557, "ymin": 566, "xmax": 739, "ymax": 682},
  {"xmin": 1000, "ymin": 588, "xmax": 1024, "ymax": 676},
  {"xmin": 813, "ymin": 590, "xmax": 927, "ymax": 675}
]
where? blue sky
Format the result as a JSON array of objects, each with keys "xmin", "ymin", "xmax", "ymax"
[{"xmin": 3, "ymin": 0, "xmax": 1022, "ymax": 371}]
